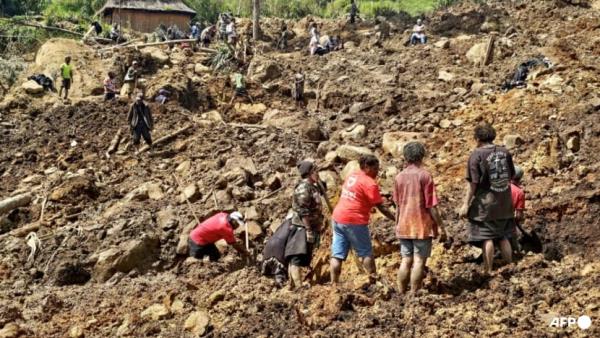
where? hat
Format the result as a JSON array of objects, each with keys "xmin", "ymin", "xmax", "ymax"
[
  {"xmin": 297, "ymin": 160, "xmax": 315, "ymax": 177},
  {"xmin": 229, "ymin": 211, "xmax": 245, "ymax": 226},
  {"xmin": 132, "ymin": 61, "xmax": 139, "ymax": 65},
  {"xmin": 514, "ymin": 165, "xmax": 524, "ymax": 181}
]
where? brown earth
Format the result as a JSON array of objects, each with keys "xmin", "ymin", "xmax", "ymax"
[{"xmin": 0, "ymin": 0, "xmax": 599, "ymax": 337}]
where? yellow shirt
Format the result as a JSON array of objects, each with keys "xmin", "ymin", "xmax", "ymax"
[{"xmin": 60, "ymin": 63, "xmax": 73, "ymax": 79}]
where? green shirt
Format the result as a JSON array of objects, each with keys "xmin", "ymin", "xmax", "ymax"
[
  {"xmin": 60, "ymin": 63, "xmax": 73, "ymax": 79},
  {"xmin": 233, "ymin": 73, "xmax": 244, "ymax": 90}
]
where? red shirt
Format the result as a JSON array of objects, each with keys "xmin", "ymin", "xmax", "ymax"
[
  {"xmin": 332, "ymin": 170, "xmax": 384, "ymax": 225},
  {"xmin": 189, "ymin": 212, "xmax": 236, "ymax": 245},
  {"xmin": 510, "ymin": 183, "xmax": 525, "ymax": 210},
  {"xmin": 393, "ymin": 165, "xmax": 439, "ymax": 239}
]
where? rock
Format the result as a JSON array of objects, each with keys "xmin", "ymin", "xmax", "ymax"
[
  {"xmin": 141, "ymin": 303, "xmax": 169, "ymax": 321},
  {"xmin": 179, "ymin": 183, "xmax": 201, "ymax": 203},
  {"xmin": 176, "ymin": 160, "xmax": 191, "ymax": 174},
  {"xmin": 22, "ymin": 80, "xmax": 44, "ymax": 94},
  {"xmin": 318, "ymin": 170, "xmax": 340, "ymax": 195},
  {"xmin": 248, "ymin": 57, "xmax": 282, "ymax": 83},
  {"xmin": 50, "ymin": 175, "xmax": 98, "ymax": 202},
  {"xmin": 93, "ymin": 235, "xmax": 160, "ymax": 282},
  {"xmin": 194, "ymin": 63, "xmax": 211, "ymax": 74},
  {"xmin": 504, "ymin": 134, "xmax": 524, "ymax": 149},
  {"xmin": 123, "ymin": 184, "xmax": 149, "ymax": 202},
  {"xmin": 466, "ymin": 42, "xmax": 487, "ymax": 65},
  {"xmin": 302, "ymin": 121, "xmax": 328, "ymax": 141},
  {"xmin": 245, "ymin": 221, "xmax": 263, "ymax": 239},
  {"xmin": 224, "ymin": 157, "xmax": 258, "ymax": 176},
  {"xmin": 480, "ymin": 20, "xmax": 500, "ymax": 33},
  {"xmin": 0, "ymin": 323, "xmax": 22, "ymax": 338},
  {"xmin": 244, "ymin": 206, "xmax": 260, "ymax": 221},
  {"xmin": 434, "ymin": 38, "xmax": 450, "ymax": 48},
  {"xmin": 349, "ymin": 102, "xmax": 371, "ymax": 114},
  {"xmin": 541, "ymin": 74, "xmax": 563, "ymax": 93},
  {"xmin": 142, "ymin": 47, "xmax": 169, "ymax": 64},
  {"xmin": 171, "ymin": 300, "xmax": 185, "ymax": 314},
  {"xmin": 157, "ymin": 208, "xmax": 178, "ymax": 230},
  {"xmin": 176, "ymin": 220, "xmax": 197, "ymax": 255},
  {"xmin": 438, "ymin": 70, "xmax": 455, "ymax": 82},
  {"xmin": 146, "ymin": 183, "xmax": 164, "ymax": 200},
  {"xmin": 341, "ymin": 161, "xmax": 360, "ymax": 180},
  {"xmin": 566, "ymin": 135, "xmax": 580, "ymax": 152},
  {"xmin": 265, "ymin": 174, "xmax": 282, "ymax": 191},
  {"xmin": 184, "ymin": 311, "xmax": 210, "ymax": 336},
  {"xmin": 340, "ymin": 124, "xmax": 367, "ymax": 141},
  {"xmin": 209, "ymin": 290, "xmax": 226, "ymax": 306},
  {"xmin": 200, "ymin": 110, "xmax": 224, "ymax": 124},
  {"xmin": 235, "ymin": 103, "xmax": 267, "ymax": 122},
  {"xmin": 383, "ymin": 98, "xmax": 397, "ymax": 115},
  {"xmin": 69, "ymin": 325, "xmax": 84, "ymax": 338},
  {"xmin": 452, "ymin": 119, "xmax": 464, "ymax": 126},
  {"xmin": 382, "ymin": 132, "xmax": 425, "ymax": 158},
  {"xmin": 336, "ymin": 145, "xmax": 374, "ymax": 162},
  {"xmin": 232, "ymin": 186, "xmax": 254, "ymax": 201},
  {"xmin": 325, "ymin": 151, "xmax": 338, "ymax": 163},
  {"xmin": 439, "ymin": 119, "xmax": 452, "ymax": 129}
]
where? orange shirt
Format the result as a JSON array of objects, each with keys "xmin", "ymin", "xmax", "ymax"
[
  {"xmin": 393, "ymin": 165, "xmax": 439, "ymax": 239},
  {"xmin": 332, "ymin": 170, "xmax": 384, "ymax": 225},
  {"xmin": 510, "ymin": 183, "xmax": 525, "ymax": 210}
]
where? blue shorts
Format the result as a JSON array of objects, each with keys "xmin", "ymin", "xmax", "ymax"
[
  {"xmin": 331, "ymin": 220, "xmax": 373, "ymax": 260},
  {"xmin": 400, "ymin": 239, "xmax": 432, "ymax": 258}
]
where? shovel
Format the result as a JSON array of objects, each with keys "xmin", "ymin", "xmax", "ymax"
[{"xmin": 515, "ymin": 221, "xmax": 543, "ymax": 253}]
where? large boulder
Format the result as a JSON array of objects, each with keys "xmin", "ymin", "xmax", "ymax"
[
  {"xmin": 22, "ymin": 80, "xmax": 44, "ymax": 94},
  {"xmin": 382, "ymin": 132, "xmax": 425, "ymax": 158},
  {"xmin": 340, "ymin": 124, "xmax": 367, "ymax": 141},
  {"xmin": 141, "ymin": 47, "xmax": 170, "ymax": 64},
  {"xmin": 336, "ymin": 145, "xmax": 374, "ymax": 162},
  {"xmin": 93, "ymin": 234, "xmax": 160, "ymax": 282},
  {"xmin": 341, "ymin": 161, "xmax": 360, "ymax": 181},
  {"xmin": 466, "ymin": 42, "xmax": 487, "ymax": 65},
  {"xmin": 176, "ymin": 220, "xmax": 197, "ymax": 255},
  {"xmin": 248, "ymin": 57, "xmax": 282, "ymax": 83}
]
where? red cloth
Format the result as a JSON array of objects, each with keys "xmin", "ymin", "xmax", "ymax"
[
  {"xmin": 189, "ymin": 212, "xmax": 236, "ymax": 245},
  {"xmin": 393, "ymin": 165, "xmax": 439, "ymax": 239},
  {"xmin": 510, "ymin": 183, "xmax": 525, "ymax": 210},
  {"xmin": 332, "ymin": 170, "xmax": 384, "ymax": 225}
]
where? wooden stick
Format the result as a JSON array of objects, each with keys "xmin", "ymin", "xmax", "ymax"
[
  {"xmin": 106, "ymin": 128, "xmax": 123, "ymax": 158},
  {"xmin": 258, "ymin": 186, "xmax": 284, "ymax": 202},
  {"xmin": 212, "ymin": 190, "xmax": 219, "ymax": 210},
  {"xmin": 172, "ymin": 173, "xmax": 201, "ymax": 225},
  {"xmin": 483, "ymin": 35, "xmax": 495, "ymax": 66},
  {"xmin": 7, "ymin": 20, "xmax": 84, "ymax": 37},
  {"xmin": 137, "ymin": 125, "xmax": 191, "ymax": 153},
  {"xmin": 39, "ymin": 195, "xmax": 48, "ymax": 223}
]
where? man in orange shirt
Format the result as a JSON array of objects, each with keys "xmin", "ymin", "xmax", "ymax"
[
  {"xmin": 393, "ymin": 142, "xmax": 447, "ymax": 294},
  {"xmin": 330, "ymin": 155, "xmax": 395, "ymax": 284}
]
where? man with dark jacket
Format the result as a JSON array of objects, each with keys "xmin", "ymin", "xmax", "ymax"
[{"xmin": 127, "ymin": 94, "xmax": 153, "ymax": 149}]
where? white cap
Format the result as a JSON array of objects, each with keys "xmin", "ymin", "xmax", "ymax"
[{"xmin": 229, "ymin": 211, "xmax": 245, "ymax": 226}]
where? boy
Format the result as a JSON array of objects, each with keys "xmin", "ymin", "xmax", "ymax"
[{"xmin": 59, "ymin": 56, "xmax": 74, "ymax": 100}]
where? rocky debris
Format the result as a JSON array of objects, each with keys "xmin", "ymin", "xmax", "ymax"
[
  {"xmin": 504, "ymin": 134, "xmax": 524, "ymax": 150},
  {"xmin": 335, "ymin": 145, "xmax": 374, "ymax": 162},
  {"xmin": 49, "ymin": 175, "xmax": 98, "ymax": 202},
  {"xmin": 438, "ymin": 70, "xmax": 455, "ymax": 82},
  {"xmin": 541, "ymin": 74, "xmax": 563, "ymax": 93},
  {"xmin": 184, "ymin": 311, "xmax": 210, "ymax": 336},
  {"xmin": 208, "ymin": 290, "xmax": 226, "ymax": 306},
  {"xmin": 179, "ymin": 183, "xmax": 201, "ymax": 203},
  {"xmin": 566, "ymin": 135, "xmax": 580, "ymax": 152},
  {"xmin": 22, "ymin": 80, "xmax": 44, "ymax": 95},
  {"xmin": 382, "ymin": 132, "xmax": 425, "ymax": 158},
  {"xmin": 248, "ymin": 57, "xmax": 282, "ymax": 83},
  {"xmin": 157, "ymin": 208, "xmax": 178, "ymax": 230},
  {"xmin": 340, "ymin": 124, "xmax": 367, "ymax": 141},
  {"xmin": 194, "ymin": 63, "xmax": 211, "ymax": 75},
  {"xmin": 176, "ymin": 220, "xmax": 197, "ymax": 255},
  {"xmin": 93, "ymin": 235, "xmax": 160, "ymax": 282},
  {"xmin": 236, "ymin": 220, "xmax": 263, "ymax": 240},
  {"xmin": 54, "ymin": 262, "xmax": 91, "ymax": 286},
  {"xmin": 141, "ymin": 303, "xmax": 170, "ymax": 321},
  {"xmin": 265, "ymin": 174, "xmax": 282, "ymax": 191},
  {"xmin": 434, "ymin": 38, "xmax": 450, "ymax": 48},
  {"xmin": 142, "ymin": 47, "xmax": 169, "ymax": 64},
  {"xmin": 0, "ymin": 323, "xmax": 22, "ymax": 338},
  {"xmin": 341, "ymin": 161, "xmax": 360, "ymax": 180},
  {"xmin": 466, "ymin": 42, "xmax": 487, "ymax": 65},
  {"xmin": 68, "ymin": 325, "xmax": 84, "ymax": 338}
]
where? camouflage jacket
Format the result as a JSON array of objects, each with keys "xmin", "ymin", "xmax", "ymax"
[{"xmin": 290, "ymin": 179, "xmax": 324, "ymax": 230}]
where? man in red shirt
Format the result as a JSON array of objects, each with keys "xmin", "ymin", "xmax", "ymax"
[
  {"xmin": 188, "ymin": 211, "xmax": 251, "ymax": 262},
  {"xmin": 393, "ymin": 142, "xmax": 447, "ymax": 294},
  {"xmin": 510, "ymin": 165, "xmax": 525, "ymax": 253},
  {"xmin": 330, "ymin": 154, "xmax": 395, "ymax": 284}
]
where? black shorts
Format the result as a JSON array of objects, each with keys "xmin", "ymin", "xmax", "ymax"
[
  {"xmin": 62, "ymin": 79, "xmax": 71, "ymax": 90},
  {"xmin": 104, "ymin": 92, "xmax": 116, "ymax": 100},
  {"xmin": 188, "ymin": 239, "xmax": 221, "ymax": 261}
]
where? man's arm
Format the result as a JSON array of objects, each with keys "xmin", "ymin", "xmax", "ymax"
[
  {"xmin": 429, "ymin": 206, "xmax": 447, "ymax": 242},
  {"xmin": 515, "ymin": 209, "xmax": 524, "ymax": 222},
  {"xmin": 459, "ymin": 182, "xmax": 477, "ymax": 217},
  {"xmin": 231, "ymin": 241, "xmax": 250, "ymax": 257},
  {"xmin": 376, "ymin": 204, "xmax": 395, "ymax": 222}
]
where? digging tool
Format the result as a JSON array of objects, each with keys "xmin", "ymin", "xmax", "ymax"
[
  {"xmin": 515, "ymin": 221, "xmax": 543, "ymax": 253},
  {"xmin": 172, "ymin": 173, "xmax": 201, "ymax": 225},
  {"xmin": 316, "ymin": 180, "xmax": 333, "ymax": 213}
]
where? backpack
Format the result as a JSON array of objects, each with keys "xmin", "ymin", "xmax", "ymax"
[{"xmin": 484, "ymin": 147, "xmax": 511, "ymax": 192}]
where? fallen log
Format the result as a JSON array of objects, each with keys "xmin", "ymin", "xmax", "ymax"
[
  {"xmin": 7, "ymin": 20, "xmax": 84, "ymax": 37},
  {"xmin": 0, "ymin": 193, "xmax": 32, "ymax": 215},
  {"xmin": 107, "ymin": 38, "xmax": 216, "ymax": 53},
  {"xmin": 99, "ymin": 38, "xmax": 144, "ymax": 51},
  {"xmin": 138, "ymin": 125, "xmax": 191, "ymax": 153},
  {"xmin": 483, "ymin": 35, "xmax": 495, "ymax": 66},
  {"xmin": 105, "ymin": 128, "xmax": 123, "ymax": 158}
]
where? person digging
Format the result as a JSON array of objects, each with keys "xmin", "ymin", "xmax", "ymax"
[
  {"xmin": 188, "ymin": 211, "xmax": 252, "ymax": 263},
  {"xmin": 127, "ymin": 93, "xmax": 153, "ymax": 151},
  {"xmin": 229, "ymin": 73, "xmax": 253, "ymax": 105}
]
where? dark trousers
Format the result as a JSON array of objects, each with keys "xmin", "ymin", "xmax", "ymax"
[
  {"xmin": 132, "ymin": 123, "xmax": 152, "ymax": 146},
  {"xmin": 188, "ymin": 239, "xmax": 221, "ymax": 261},
  {"xmin": 104, "ymin": 92, "xmax": 115, "ymax": 101}
]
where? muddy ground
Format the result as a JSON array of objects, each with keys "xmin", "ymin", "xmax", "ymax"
[{"xmin": 0, "ymin": 0, "xmax": 599, "ymax": 337}]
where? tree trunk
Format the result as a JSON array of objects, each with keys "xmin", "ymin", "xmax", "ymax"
[{"xmin": 253, "ymin": 0, "xmax": 260, "ymax": 40}]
